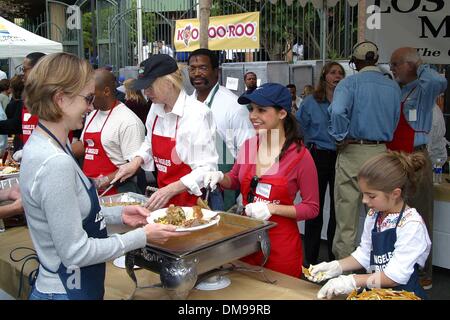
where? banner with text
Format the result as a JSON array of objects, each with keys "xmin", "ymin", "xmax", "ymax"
[
  {"xmin": 174, "ymin": 12, "xmax": 260, "ymax": 52},
  {"xmin": 365, "ymin": 0, "xmax": 449, "ymax": 64}
]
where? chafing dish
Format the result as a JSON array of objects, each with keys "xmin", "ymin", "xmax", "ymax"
[
  {"xmin": 125, "ymin": 213, "xmax": 276, "ymax": 299},
  {"xmin": 99, "ymin": 192, "xmax": 148, "ymax": 206},
  {"xmin": 0, "ymin": 177, "xmax": 19, "ymax": 190}
]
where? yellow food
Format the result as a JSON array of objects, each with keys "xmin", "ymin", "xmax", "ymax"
[
  {"xmin": 0, "ymin": 166, "xmax": 19, "ymax": 174},
  {"xmin": 347, "ymin": 288, "xmax": 421, "ymax": 300},
  {"xmin": 302, "ymin": 265, "xmax": 325, "ymax": 281}
]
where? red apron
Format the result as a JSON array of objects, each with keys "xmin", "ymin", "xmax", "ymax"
[
  {"xmin": 241, "ymin": 147, "xmax": 307, "ymax": 278},
  {"xmin": 387, "ymin": 87, "xmax": 426, "ymax": 153},
  {"xmin": 82, "ymin": 102, "xmax": 119, "ymax": 196},
  {"xmin": 151, "ymin": 115, "xmax": 198, "ymax": 206},
  {"xmin": 21, "ymin": 105, "xmax": 38, "ymax": 145}
]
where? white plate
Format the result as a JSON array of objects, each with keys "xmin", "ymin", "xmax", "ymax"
[
  {"xmin": 112, "ymin": 255, "xmax": 139, "ymax": 269},
  {"xmin": 146, "ymin": 206, "xmax": 220, "ymax": 232}
]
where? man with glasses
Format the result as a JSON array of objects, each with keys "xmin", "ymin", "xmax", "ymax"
[
  {"xmin": 188, "ymin": 49, "xmax": 254, "ymax": 211},
  {"xmin": 75, "ymin": 69, "xmax": 145, "ymax": 195},
  {"xmin": 388, "ymin": 47, "xmax": 447, "ymax": 290},
  {"xmin": 329, "ymin": 41, "xmax": 401, "ymax": 260}
]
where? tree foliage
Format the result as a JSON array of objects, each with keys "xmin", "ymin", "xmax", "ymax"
[{"xmin": 0, "ymin": 0, "xmax": 29, "ymax": 19}]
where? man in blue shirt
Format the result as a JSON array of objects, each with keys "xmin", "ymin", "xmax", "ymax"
[
  {"xmin": 329, "ymin": 41, "xmax": 401, "ymax": 260},
  {"xmin": 389, "ymin": 47, "xmax": 448, "ymax": 290}
]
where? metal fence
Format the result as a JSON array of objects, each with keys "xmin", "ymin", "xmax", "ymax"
[{"xmin": 19, "ymin": 0, "xmax": 359, "ymax": 70}]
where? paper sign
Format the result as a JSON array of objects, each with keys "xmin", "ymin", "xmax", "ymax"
[{"xmin": 226, "ymin": 77, "xmax": 239, "ymax": 91}]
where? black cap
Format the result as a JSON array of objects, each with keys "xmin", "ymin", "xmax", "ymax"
[{"xmin": 132, "ymin": 54, "xmax": 178, "ymax": 90}]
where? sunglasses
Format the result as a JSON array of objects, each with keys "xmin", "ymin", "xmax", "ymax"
[
  {"xmin": 247, "ymin": 175, "xmax": 259, "ymax": 203},
  {"xmin": 78, "ymin": 94, "xmax": 95, "ymax": 105}
]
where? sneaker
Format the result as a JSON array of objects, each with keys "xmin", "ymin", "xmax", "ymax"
[{"xmin": 420, "ymin": 278, "xmax": 432, "ymax": 290}]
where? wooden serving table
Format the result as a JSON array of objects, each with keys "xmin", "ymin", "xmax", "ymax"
[{"xmin": 0, "ymin": 226, "xmax": 321, "ymax": 300}]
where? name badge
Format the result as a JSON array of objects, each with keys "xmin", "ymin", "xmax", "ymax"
[
  {"xmin": 408, "ymin": 109, "xmax": 417, "ymax": 122},
  {"xmin": 255, "ymin": 182, "xmax": 272, "ymax": 199},
  {"xmin": 23, "ymin": 113, "xmax": 32, "ymax": 122}
]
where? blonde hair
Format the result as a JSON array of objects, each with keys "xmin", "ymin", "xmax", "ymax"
[
  {"xmin": 358, "ymin": 151, "xmax": 427, "ymax": 202},
  {"xmin": 151, "ymin": 68, "xmax": 183, "ymax": 96},
  {"xmin": 123, "ymin": 78, "xmax": 146, "ymax": 105},
  {"xmin": 24, "ymin": 52, "xmax": 93, "ymax": 122}
]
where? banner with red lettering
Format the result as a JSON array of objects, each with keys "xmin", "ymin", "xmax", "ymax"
[
  {"xmin": 174, "ymin": 12, "xmax": 260, "ymax": 52},
  {"xmin": 365, "ymin": 0, "xmax": 450, "ymax": 64}
]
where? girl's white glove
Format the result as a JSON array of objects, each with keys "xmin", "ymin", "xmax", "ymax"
[
  {"xmin": 306, "ymin": 260, "xmax": 343, "ymax": 282},
  {"xmin": 317, "ymin": 275, "xmax": 357, "ymax": 299}
]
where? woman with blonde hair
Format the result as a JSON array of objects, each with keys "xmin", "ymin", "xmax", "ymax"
[
  {"xmin": 20, "ymin": 52, "xmax": 184, "ymax": 300},
  {"xmin": 123, "ymin": 78, "xmax": 150, "ymax": 124},
  {"xmin": 112, "ymin": 54, "xmax": 218, "ymax": 210}
]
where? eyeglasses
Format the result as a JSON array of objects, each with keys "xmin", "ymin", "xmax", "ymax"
[
  {"xmin": 188, "ymin": 66, "xmax": 209, "ymax": 73},
  {"xmin": 389, "ymin": 61, "xmax": 405, "ymax": 68},
  {"xmin": 247, "ymin": 175, "xmax": 259, "ymax": 203},
  {"xmin": 78, "ymin": 94, "xmax": 95, "ymax": 105}
]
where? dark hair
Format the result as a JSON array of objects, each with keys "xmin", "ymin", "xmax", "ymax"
[
  {"xmin": 0, "ymin": 79, "xmax": 9, "ymax": 92},
  {"xmin": 25, "ymin": 52, "xmax": 46, "ymax": 67},
  {"xmin": 313, "ymin": 61, "xmax": 345, "ymax": 102},
  {"xmin": 358, "ymin": 151, "xmax": 427, "ymax": 203},
  {"xmin": 9, "ymin": 75, "xmax": 24, "ymax": 100},
  {"xmin": 244, "ymin": 72, "xmax": 256, "ymax": 80},
  {"xmin": 277, "ymin": 109, "xmax": 303, "ymax": 160},
  {"xmin": 188, "ymin": 49, "xmax": 219, "ymax": 69},
  {"xmin": 286, "ymin": 84, "xmax": 296, "ymax": 89}
]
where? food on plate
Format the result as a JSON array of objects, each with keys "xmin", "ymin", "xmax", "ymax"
[
  {"xmin": 155, "ymin": 204, "xmax": 211, "ymax": 227},
  {"xmin": 347, "ymin": 288, "xmax": 421, "ymax": 300},
  {"xmin": 102, "ymin": 201, "xmax": 142, "ymax": 207},
  {"xmin": 0, "ymin": 166, "xmax": 19, "ymax": 174}
]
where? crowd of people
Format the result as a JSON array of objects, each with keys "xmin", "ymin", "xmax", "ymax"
[{"xmin": 0, "ymin": 39, "xmax": 447, "ymax": 300}]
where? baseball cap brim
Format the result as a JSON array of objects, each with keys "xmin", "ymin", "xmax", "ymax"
[
  {"xmin": 131, "ymin": 76, "xmax": 157, "ymax": 91},
  {"xmin": 238, "ymin": 91, "xmax": 274, "ymax": 107}
]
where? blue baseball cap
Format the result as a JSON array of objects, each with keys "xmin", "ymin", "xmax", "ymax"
[{"xmin": 238, "ymin": 83, "xmax": 292, "ymax": 113}]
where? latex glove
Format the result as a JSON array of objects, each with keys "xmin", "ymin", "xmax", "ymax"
[
  {"xmin": 244, "ymin": 202, "xmax": 271, "ymax": 220},
  {"xmin": 317, "ymin": 275, "xmax": 357, "ymax": 299},
  {"xmin": 12, "ymin": 150, "xmax": 22, "ymax": 162},
  {"xmin": 203, "ymin": 171, "xmax": 224, "ymax": 191},
  {"xmin": 307, "ymin": 260, "xmax": 342, "ymax": 283}
]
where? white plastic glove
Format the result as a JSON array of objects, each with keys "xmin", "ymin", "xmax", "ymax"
[
  {"xmin": 12, "ymin": 150, "xmax": 22, "ymax": 162},
  {"xmin": 244, "ymin": 202, "xmax": 271, "ymax": 220},
  {"xmin": 306, "ymin": 260, "xmax": 342, "ymax": 283},
  {"xmin": 317, "ymin": 275, "xmax": 357, "ymax": 299},
  {"xmin": 203, "ymin": 171, "xmax": 224, "ymax": 191}
]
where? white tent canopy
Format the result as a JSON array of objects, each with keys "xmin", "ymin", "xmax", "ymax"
[{"xmin": 0, "ymin": 16, "xmax": 62, "ymax": 59}]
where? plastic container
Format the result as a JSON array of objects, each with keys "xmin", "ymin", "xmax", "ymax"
[{"xmin": 433, "ymin": 158, "xmax": 445, "ymax": 184}]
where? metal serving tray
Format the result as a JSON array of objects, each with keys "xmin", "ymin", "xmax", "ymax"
[
  {"xmin": 126, "ymin": 213, "xmax": 276, "ymax": 299},
  {"xmin": 99, "ymin": 192, "xmax": 148, "ymax": 206},
  {"xmin": 0, "ymin": 177, "xmax": 19, "ymax": 190}
]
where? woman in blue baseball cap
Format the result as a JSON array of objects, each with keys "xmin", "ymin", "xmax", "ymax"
[{"xmin": 203, "ymin": 83, "xmax": 319, "ymax": 277}]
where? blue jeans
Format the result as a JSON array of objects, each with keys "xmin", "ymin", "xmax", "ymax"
[
  {"xmin": 208, "ymin": 189, "xmax": 224, "ymax": 211},
  {"xmin": 29, "ymin": 286, "xmax": 69, "ymax": 300}
]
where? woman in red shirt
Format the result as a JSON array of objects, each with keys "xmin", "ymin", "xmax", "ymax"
[{"xmin": 204, "ymin": 83, "xmax": 319, "ymax": 277}]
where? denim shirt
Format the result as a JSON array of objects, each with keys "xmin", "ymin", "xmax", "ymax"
[
  {"xmin": 296, "ymin": 95, "xmax": 336, "ymax": 151},
  {"xmin": 400, "ymin": 64, "xmax": 447, "ymax": 147},
  {"xmin": 328, "ymin": 66, "xmax": 401, "ymax": 142}
]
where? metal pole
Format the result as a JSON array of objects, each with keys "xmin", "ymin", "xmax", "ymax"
[
  {"xmin": 320, "ymin": 1, "xmax": 327, "ymax": 63},
  {"xmin": 137, "ymin": 0, "xmax": 143, "ymax": 63},
  {"xmin": 344, "ymin": 0, "xmax": 349, "ymax": 57},
  {"xmin": 91, "ymin": 0, "xmax": 97, "ymax": 62},
  {"xmin": 199, "ymin": 0, "xmax": 211, "ymax": 49}
]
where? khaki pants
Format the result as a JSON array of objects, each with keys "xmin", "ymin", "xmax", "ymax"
[
  {"xmin": 332, "ymin": 143, "xmax": 387, "ymax": 259},
  {"xmin": 408, "ymin": 148, "xmax": 433, "ymax": 280}
]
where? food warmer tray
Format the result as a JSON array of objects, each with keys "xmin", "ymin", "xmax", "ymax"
[
  {"xmin": 125, "ymin": 212, "xmax": 276, "ymax": 299},
  {"xmin": 99, "ymin": 192, "xmax": 148, "ymax": 206}
]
